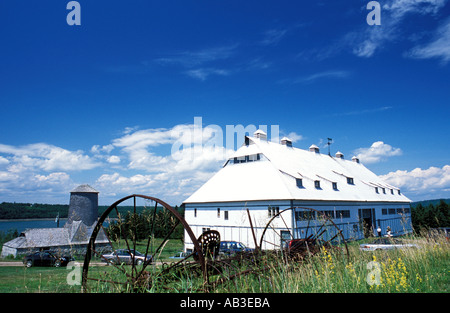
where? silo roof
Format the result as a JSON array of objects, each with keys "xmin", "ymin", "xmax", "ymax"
[{"xmin": 71, "ymin": 184, "xmax": 99, "ymax": 193}]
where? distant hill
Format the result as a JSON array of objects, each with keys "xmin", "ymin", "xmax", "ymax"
[
  {"xmin": 0, "ymin": 202, "xmax": 180, "ymax": 219},
  {"xmin": 411, "ymin": 198, "xmax": 450, "ymax": 208}
]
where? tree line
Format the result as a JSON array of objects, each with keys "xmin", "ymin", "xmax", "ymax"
[
  {"xmin": 0, "ymin": 202, "xmax": 167, "ymax": 219},
  {"xmin": 0, "ymin": 202, "xmax": 69, "ymax": 219},
  {"xmin": 411, "ymin": 199, "xmax": 450, "ymax": 231},
  {"xmin": 106, "ymin": 208, "xmax": 185, "ymax": 241}
]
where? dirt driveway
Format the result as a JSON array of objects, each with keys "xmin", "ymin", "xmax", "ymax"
[
  {"xmin": 0, "ymin": 261, "xmax": 106, "ymax": 267},
  {"xmin": 0, "ymin": 262, "xmax": 23, "ymax": 266}
]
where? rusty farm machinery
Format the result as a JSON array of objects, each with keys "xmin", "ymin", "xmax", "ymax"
[{"xmin": 81, "ymin": 195, "xmax": 348, "ymax": 292}]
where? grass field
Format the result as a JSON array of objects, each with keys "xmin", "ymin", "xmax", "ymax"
[{"xmin": 0, "ymin": 235, "xmax": 448, "ymax": 293}]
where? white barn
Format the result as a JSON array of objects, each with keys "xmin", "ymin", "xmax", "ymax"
[{"xmin": 182, "ymin": 130, "xmax": 412, "ymax": 252}]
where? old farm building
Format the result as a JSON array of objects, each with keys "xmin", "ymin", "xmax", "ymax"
[
  {"xmin": 183, "ymin": 130, "xmax": 412, "ymax": 252},
  {"xmin": 1, "ymin": 185, "xmax": 110, "ymax": 258}
]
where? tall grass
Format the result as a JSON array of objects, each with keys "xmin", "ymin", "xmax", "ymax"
[
  {"xmin": 211, "ymin": 234, "xmax": 449, "ymax": 293},
  {"xmin": 0, "ymin": 234, "xmax": 448, "ymax": 293}
]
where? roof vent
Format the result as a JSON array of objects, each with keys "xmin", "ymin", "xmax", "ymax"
[
  {"xmin": 335, "ymin": 151, "xmax": 344, "ymax": 159},
  {"xmin": 254, "ymin": 129, "xmax": 267, "ymax": 140},
  {"xmin": 281, "ymin": 137, "xmax": 292, "ymax": 147},
  {"xmin": 352, "ymin": 156, "xmax": 360, "ymax": 163},
  {"xmin": 309, "ymin": 144, "xmax": 320, "ymax": 153}
]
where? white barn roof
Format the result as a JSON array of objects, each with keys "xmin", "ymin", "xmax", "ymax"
[{"xmin": 184, "ymin": 134, "xmax": 411, "ymax": 204}]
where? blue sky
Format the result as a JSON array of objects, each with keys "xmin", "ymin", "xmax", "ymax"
[{"xmin": 0, "ymin": 0, "xmax": 449, "ymax": 205}]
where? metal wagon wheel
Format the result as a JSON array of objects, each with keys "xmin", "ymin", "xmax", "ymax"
[
  {"xmin": 159, "ymin": 229, "xmax": 260, "ymax": 291},
  {"xmin": 82, "ymin": 194, "xmax": 206, "ymax": 292},
  {"xmin": 259, "ymin": 207, "xmax": 349, "ymax": 261}
]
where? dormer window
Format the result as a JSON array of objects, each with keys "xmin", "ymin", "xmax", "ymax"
[
  {"xmin": 281, "ymin": 137, "xmax": 293, "ymax": 147},
  {"xmin": 314, "ymin": 180, "xmax": 321, "ymax": 189},
  {"xmin": 347, "ymin": 177, "xmax": 354, "ymax": 185},
  {"xmin": 332, "ymin": 182, "xmax": 338, "ymax": 190},
  {"xmin": 296, "ymin": 178, "xmax": 303, "ymax": 188},
  {"xmin": 375, "ymin": 187, "xmax": 379, "ymax": 194}
]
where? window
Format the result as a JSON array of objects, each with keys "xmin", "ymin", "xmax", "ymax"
[
  {"xmin": 398, "ymin": 190, "xmax": 401, "ymax": 195},
  {"xmin": 194, "ymin": 208, "xmax": 197, "ymax": 218},
  {"xmin": 268, "ymin": 206, "xmax": 280, "ymax": 217},
  {"xmin": 332, "ymin": 182, "xmax": 338, "ymax": 190},
  {"xmin": 217, "ymin": 208, "xmax": 220, "ymax": 218},
  {"xmin": 296, "ymin": 178, "xmax": 303, "ymax": 188},
  {"xmin": 336, "ymin": 210, "xmax": 350, "ymax": 219},
  {"xmin": 391, "ymin": 189, "xmax": 394, "ymax": 195},
  {"xmin": 314, "ymin": 180, "xmax": 321, "ymax": 189},
  {"xmin": 230, "ymin": 154, "xmax": 261, "ymax": 164},
  {"xmin": 388, "ymin": 208, "xmax": 396, "ymax": 215},
  {"xmin": 375, "ymin": 187, "xmax": 379, "ymax": 194},
  {"xmin": 347, "ymin": 177, "xmax": 354, "ymax": 185},
  {"xmin": 296, "ymin": 211, "xmax": 315, "ymax": 220},
  {"xmin": 224, "ymin": 211, "xmax": 229, "ymax": 220},
  {"xmin": 382, "ymin": 188, "xmax": 386, "ymax": 194},
  {"xmin": 321, "ymin": 210, "xmax": 335, "ymax": 219},
  {"xmin": 382, "ymin": 208, "xmax": 388, "ymax": 215}
]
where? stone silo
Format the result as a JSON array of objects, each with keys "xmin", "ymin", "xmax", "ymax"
[{"xmin": 67, "ymin": 184, "xmax": 99, "ymax": 227}]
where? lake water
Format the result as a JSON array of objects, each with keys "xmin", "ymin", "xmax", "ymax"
[{"xmin": 0, "ymin": 219, "xmax": 67, "ymax": 233}]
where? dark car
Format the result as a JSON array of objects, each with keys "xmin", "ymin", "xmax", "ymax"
[
  {"xmin": 219, "ymin": 241, "xmax": 253, "ymax": 256},
  {"xmin": 23, "ymin": 251, "xmax": 74, "ymax": 268}
]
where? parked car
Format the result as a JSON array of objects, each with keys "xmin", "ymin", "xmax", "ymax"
[
  {"xmin": 23, "ymin": 251, "xmax": 74, "ymax": 268},
  {"xmin": 427, "ymin": 227, "xmax": 450, "ymax": 241},
  {"xmin": 169, "ymin": 252, "xmax": 190, "ymax": 259},
  {"xmin": 219, "ymin": 241, "xmax": 253, "ymax": 255},
  {"xmin": 360, "ymin": 238, "xmax": 418, "ymax": 251},
  {"xmin": 101, "ymin": 249, "xmax": 151, "ymax": 265}
]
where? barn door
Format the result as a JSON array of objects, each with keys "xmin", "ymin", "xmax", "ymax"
[{"xmin": 359, "ymin": 209, "xmax": 373, "ymax": 238}]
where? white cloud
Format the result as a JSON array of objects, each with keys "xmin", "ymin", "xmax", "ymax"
[
  {"xmin": 260, "ymin": 28, "xmax": 289, "ymax": 46},
  {"xmin": 332, "ymin": 106, "xmax": 393, "ymax": 117},
  {"xmin": 380, "ymin": 165, "xmax": 450, "ymax": 198},
  {"xmin": 107, "ymin": 155, "xmax": 121, "ymax": 164},
  {"xmin": 93, "ymin": 123, "xmax": 236, "ymax": 203},
  {"xmin": 354, "ymin": 141, "xmax": 402, "ymax": 163},
  {"xmin": 154, "ymin": 45, "xmax": 237, "ymax": 68},
  {"xmin": 112, "ymin": 123, "xmax": 233, "ymax": 172},
  {"xmin": 349, "ymin": 0, "xmax": 447, "ymax": 58},
  {"xmin": 34, "ymin": 172, "xmax": 71, "ymax": 186},
  {"xmin": 184, "ymin": 68, "xmax": 231, "ymax": 81},
  {"xmin": 0, "ymin": 169, "xmax": 74, "ymax": 200},
  {"xmin": 283, "ymin": 132, "xmax": 304, "ymax": 142},
  {"xmin": 407, "ymin": 17, "xmax": 450, "ymax": 63},
  {"xmin": 382, "ymin": 0, "xmax": 446, "ymax": 17},
  {"xmin": 0, "ymin": 156, "xmax": 9, "ymax": 166},
  {"xmin": 91, "ymin": 144, "xmax": 114, "ymax": 154},
  {"xmin": 300, "ymin": 70, "xmax": 351, "ymax": 83},
  {"xmin": 0, "ymin": 142, "xmax": 101, "ymax": 202},
  {"xmin": 154, "ymin": 45, "xmax": 239, "ymax": 81},
  {"xmin": 0, "ymin": 143, "xmax": 100, "ymax": 172}
]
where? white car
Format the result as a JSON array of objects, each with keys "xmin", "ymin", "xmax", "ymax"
[
  {"xmin": 360, "ymin": 238, "xmax": 418, "ymax": 251},
  {"xmin": 169, "ymin": 252, "xmax": 190, "ymax": 259},
  {"xmin": 101, "ymin": 249, "xmax": 152, "ymax": 265}
]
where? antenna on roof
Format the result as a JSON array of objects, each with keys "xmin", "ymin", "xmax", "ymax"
[{"xmin": 327, "ymin": 138, "xmax": 333, "ymax": 156}]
